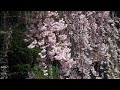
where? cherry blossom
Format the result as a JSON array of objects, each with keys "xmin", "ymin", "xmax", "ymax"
[{"xmin": 26, "ymin": 11, "xmax": 120, "ymax": 79}]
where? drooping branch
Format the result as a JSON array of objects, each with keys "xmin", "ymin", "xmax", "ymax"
[{"xmin": 25, "ymin": 11, "xmax": 120, "ymax": 79}]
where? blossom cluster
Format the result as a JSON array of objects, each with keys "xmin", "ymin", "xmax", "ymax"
[
  {"xmin": 27, "ymin": 11, "xmax": 75, "ymax": 78},
  {"xmin": 26, "ymin": 11, "xmax": 120, "ymax": 79},
  {"xmin": 68, "ymin": 11, "xmax": 120, "ymax": 79}
]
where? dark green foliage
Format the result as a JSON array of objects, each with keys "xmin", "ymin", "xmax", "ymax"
[
  {"xmin": 52, "ymin": 61, "xmax": 57, "ymax": 79},
  {"xmin": 52, "ymin": 65, "xmax": 57, "ymax": 79},
  {"xmin": 7, "ymin": 17, "xmax": 39, "ymax": 79},
  {"xmin": 8, "ymin": 64, "xmax": 31, "ymax": 79}
]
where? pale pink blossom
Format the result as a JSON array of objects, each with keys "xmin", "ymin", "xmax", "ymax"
[
  {"xmin": 41, "ymin": 49, "xmax": 46, "ymax": 53},
  {"xmin": 58, "ymin": 35, "xmax": 67, "ymax": 41},
  {"xmin": 41, "ymin": 26, "xmax": 47, "ymax": 31},
  {"xmin": 28, "ymin": 44, "xmax": 35, "ymax": 49},
  {"xmin": 38, "ymin": 40, "xmax": 45, "ymax": 46}
]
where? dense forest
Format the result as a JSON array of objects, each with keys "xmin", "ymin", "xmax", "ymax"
[{"xmin": 0, "ymin": 11, "xmax": 120, "ymax": 79}]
